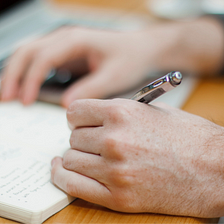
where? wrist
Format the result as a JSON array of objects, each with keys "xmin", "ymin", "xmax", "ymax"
[
  {"xmin": 186, "ymin": 122, "xmax": 224, "ymax": 217},
  {"xmin": 135, "ymin": 23, "xmax": 185, "ymax": 73},
  {"xmin": 138, "ymin": 18, "xmax": 224, "ymax": 75},
  {"xmin": 200, "ymin": 124, "xmax": 224, "ymax": 217}
]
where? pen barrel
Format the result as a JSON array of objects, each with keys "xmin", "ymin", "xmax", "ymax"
[{"xmin": 131, "ymin": 71, "xmax": 182, "ymax": 103}]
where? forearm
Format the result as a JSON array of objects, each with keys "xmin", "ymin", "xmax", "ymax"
[
  {"xmin": 172, "ymin": 121, "xmax": 224, "ymax": 217},
  {"xmin": 139, "ymin": 17, "xmax": 224, "ymax": 75}
]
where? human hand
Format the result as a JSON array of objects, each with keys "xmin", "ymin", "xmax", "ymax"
[
  {"xmin": 0, "ymin": 27, "xmax": 157, "ymax": 107},
  {"xmin": 2, "ymin": 17, "xmax": 224, "ymax": 107},
  {"xmin": 51, "ymin": 98, "xmax": 224, "ymax": 217}
]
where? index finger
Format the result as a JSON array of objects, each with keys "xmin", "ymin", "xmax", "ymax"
[
  {"xmin": 1, "ymin": 27, "xmax": 70, "ymax": 102},
  {"xmin": 67, "ymin": 99, "xmax": 111, "ymax": 129},
  {"xmin": 1, "ymin": 44, "xmax": 38, "ymax": 101}
]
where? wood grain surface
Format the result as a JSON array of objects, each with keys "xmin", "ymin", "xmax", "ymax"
[
  {"xmin": 183, "ymin": 77, "xmax": 224, "ymax": 125},
  {"xmin": 0, "ymin": 199, "xmax": 219, "ymax": 224},
  {"xmin": 52, "ymin": 0, "xmax": 150, "ymax": 15}
]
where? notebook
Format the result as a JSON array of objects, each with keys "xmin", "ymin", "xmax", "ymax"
[{"xmin": 0, "ymin": 101, "xmax": 74, "ymax": 224}]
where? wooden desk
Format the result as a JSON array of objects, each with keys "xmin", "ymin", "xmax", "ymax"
[
  {"xmin": 1, "ymin": 1, "xmax": 223, "ymax": 224},
  {"xmin": 52, "ymin": 0, "xmax": 150, "ymax": 16}
]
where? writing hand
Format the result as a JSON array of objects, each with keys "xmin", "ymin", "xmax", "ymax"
[{"xmin": 51, "ymin": 98, "xmax": 224, "ymax": 217}]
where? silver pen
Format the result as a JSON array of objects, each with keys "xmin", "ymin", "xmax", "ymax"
[{"xmin": 131, "ymin": 71, "xmax": 182, "ymax": 104}]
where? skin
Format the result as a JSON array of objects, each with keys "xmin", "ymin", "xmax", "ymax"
[
  {"xmin": 51, "ymin": 99, "xmax": 224, "ymax": 217},
  {"xmin": 1, "ymin": 17, "xmax": 224, "ymax": 216},
  {"xmin": 1, "ymin": 17, "xmax": 224, "ymax": 106},
  {"xmin": 0, "ymin": 27, "xmax": 155, "ymax": 106}
]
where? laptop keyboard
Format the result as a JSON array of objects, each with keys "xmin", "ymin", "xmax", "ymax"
[{"xmin": 0, "ymin": 0, "xmax": 69, "ymax": 59}]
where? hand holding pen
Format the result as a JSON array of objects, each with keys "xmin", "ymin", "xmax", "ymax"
[{"xmin": 51, "ymin": 69, "xmax": 223, "ymax": 218}]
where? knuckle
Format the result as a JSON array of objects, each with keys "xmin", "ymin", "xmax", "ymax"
[
  {"xmin": 104, "ymin": 134, "xmax": 117, "ymax": 150},
  {"xmin": 104, "ymin": 134, "xmax": 122, "ymax": 159},
  {"xmin": 108, "ymin": 165, "xmax": 131, "ymax": 186},
  {"xmin": 104, "ymin": 132, "xmax": 126, "ymax": 160},
  {"xmin": 107, "ymin": 104, "xmax": 129, "ymax": 124}
]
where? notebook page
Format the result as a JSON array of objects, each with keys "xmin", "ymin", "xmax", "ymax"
[
  {"xmin": 0, "ymin": 101, "xmax": 70, "ymax": 153},
  {"xmin": 0, "ymin": 101, "xmax": 73, "ymax": 212}
]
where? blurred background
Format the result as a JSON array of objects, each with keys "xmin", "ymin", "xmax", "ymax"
[
  {"xmin": 1, "ymin": 0, "xmax": 224, "ymax": 105},
  {"xmin": 2, "ymin": 0, "xmax": 224, "ymax": 62}
]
